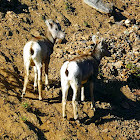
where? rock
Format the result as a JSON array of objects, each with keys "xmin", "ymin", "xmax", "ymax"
[
  {"xmin": 131, "ymin": 19, "xmax": 136, "ymax": 24},
  {"xmin": 133, "ymin": 90, "xmax": 140, "ymax": 96},
  {"xmin": 124, "ymin": 30, "xmax": 130, "ymax": 36},
  {"xmin": 84, "ymin": 0, "xmax": 112, "ymax": 14},
  {"xmin": 113, "ymin": 61, "xmax": 123, "ymax": 69},
  {"xmin": 108, "ymin": 16, "xmax": 115, "ymax": 25},
  {"xmin": 132, "ymin": 25, "xmax": 139, "ymax": 30},
  {"xmin": 125, "ymin": 19, "xmax": 131, "ymax": 27},
  {"xmin": 121, "ymin": 101, "xmax": 130, "ymax": 109}
]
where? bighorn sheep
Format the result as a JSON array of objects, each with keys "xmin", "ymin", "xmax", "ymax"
[
  {"xmin": 22, "ymin": 19, "xmax": 65, "ymax": 100},
  {"xmin": 60, "ymin": 39, "xmax": 110, "ymax": 120}
]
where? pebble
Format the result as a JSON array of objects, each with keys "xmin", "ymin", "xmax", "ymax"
[
  {"xmin": 113, "ymin": 61, "xmax": 123, "ymax": 69},
  {"xmin": 125, "ymin": 19, "xmax": 131, "ymax": 27}
]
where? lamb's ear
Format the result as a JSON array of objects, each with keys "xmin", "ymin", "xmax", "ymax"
[
  {"xmin": 100, "ymin": 39, "xmax": 107, "ymax": 47},
  {"xmin": 56, "ymin": 19, "xmax": 59, "ymax": 23},
  {"xmin": 92, "ymin": 35, "xmax": 96, "ymax": 44},
  {"xmin": 96, "ymin": 39, "xmax": 104, "ymax": 50},
  {"xmin": 92, "ymin": 35, "xmax": 100, "ymax": 45},
  {"xmin": 45, "ymin": 19, "xmax": 54, "ymax": 28}
]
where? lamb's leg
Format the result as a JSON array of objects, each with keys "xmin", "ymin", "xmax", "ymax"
[
  {"xmin": 81, "ymin": 86, "xmax": 85, "ymax": 101},
  {"xmin": 22, "ymin": 63, "xmax": 30, "ymax": 98},
  {"xmin": 37, "ymin": 66, "xmax": 42, "ymax": 100},
  {"xmin": 45, "ymin": 61, "xmax": 50, "ymax": 90},
  {"xmin": 33, "ymin": 66, "xmax": 38, "ymax": 92},
  {"xmin": 90, "ymin": 81, "xmax": 95, "ymax": 111},
  {"xmin": 71, "ymin": 83, "xmax": 79, "ymax": 120},
  {"xmin": 62, "ymin": 82, "xmax": 70, "ymax": 118}
]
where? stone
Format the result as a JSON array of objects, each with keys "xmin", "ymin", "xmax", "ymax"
[
  {"xmin": 113, "ymin": 61, "xmax": 123, "ymax": 69},
  {"xmin": 84, "ymin": 0, "xmax": 112, "ymax": 14},
  {"xmin": 121, "ymin": 101, "xmax": 130, "ymax": 109},
  {"xmin": 125, "ymin": 19, "xmax": 131, "ymax": 27}
]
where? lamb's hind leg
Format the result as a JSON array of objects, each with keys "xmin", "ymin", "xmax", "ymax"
[
  {"xmin": 37, "ymin": 65, "xmax": 42, "ymax": 100},
  {"xmin": 22, "ymin": 62, "xmax": 30, "ymax": 98},
  {"xmin": 81, "ymin": 86, "xmax": 85, "ymax": 101},
  {"xmin": 62, "ymin": 81, "xmax": 70, "ymax": 118},
  {"xmin": 45, "ymin": 60, "xmax": 50, "ymax": 90},
  {"xmin": 34, "ymin": 66, "xmax": 38, "ymax": 92},
  {"xmin": 71, "ymin": 83, "xmax": 80, "ymax": 120}
]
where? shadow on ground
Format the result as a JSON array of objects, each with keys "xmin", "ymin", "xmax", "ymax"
[
  {"xmin": 0, "ymin": 59, "xmax": 139, "ymax": 125},
  {"xmin": 25, "ymin": 121, "xmax": 47, "ymax": 140},
  {"xmin": 79, "ymin": 75, "xmax": 140, "ymax": 125},
  {"xmin": 0, "ymin": 0, "xmax": 29, "ymax": 15}
]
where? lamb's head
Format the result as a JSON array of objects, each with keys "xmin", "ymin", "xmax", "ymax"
[
  {"xmin": 93, "ymin": 39, "xmax": 111, "ymax": 60},
  {"xmin": 45, "ymin": 19, "xmax": 65, "ymax": 40}
]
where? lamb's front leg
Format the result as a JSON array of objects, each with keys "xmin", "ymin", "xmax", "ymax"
[
  {"xmin": 90, "ymin": 81, "xmax": 95, "ymax": 111},
  {"xmin": 81, "ymin": 86, "xmax": 85, "ymax": 101},
  {"xmin": 45, "ymin": 61, "xmax": 50, "ymax": 90}
]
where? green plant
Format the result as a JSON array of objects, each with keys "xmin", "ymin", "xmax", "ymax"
[
  {"xmin": 22, "ymin": 102, "xmax": 30, "ymax": 110},
  {"xmin": 65, "ymin": 1, "xmax": 71, "ymax": 10},
  {"xmin": 41, "ymin": 15, "xmax": 46, "ymax": 21},
  {"xmin": 21, "ymin": 116, "xmax": 28, "ymax": 122},
  {"xmin": 126, "ymin": 63, "xmax": 140, "ymax": 77},
  {"xmin": 84, "ymin": 21, "xmax": 88, "ymax": 26},
  {"xmin": 84, "ymin": 21, "xmax": 90, "ymax": 27},
  {"xmin": 65, "ymin": 1, "xmax": 75, "ymax": 13}
]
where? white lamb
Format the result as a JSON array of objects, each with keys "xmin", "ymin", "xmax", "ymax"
[
  {"xmin": 22, "ymin": 19, "xmax": 65, "ymax": 100},
  {"xmin": 60, "ymin": 39, "xmax": 110, "ymax": 120}
]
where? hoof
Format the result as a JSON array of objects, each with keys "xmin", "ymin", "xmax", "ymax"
[
  {"xmin": 45, "ymin": 85, "xmax": 50, "ymax": 91},
  {"xmin": 74, "ymin": 115, "xmax": 78, "ymax": 120},
  {"xmin": 75, "ymin": 119, "xmax": 80, "ymax": 124},
  {"xmin": 63, "ymin": 115, "xmax": 67, "ymax": 119},
  {"xmin": 34, "ymin": 87, "xmax": 38, "ymax": 92},
  {"xmin": 91, "ymin": 106, "xmax": 96, "ymax": 112},
  {"xmin": 39, "ymin": 97, "xmax": 42, "ymax": 101},
  {"xmin": 21, "ymin": 92, "xmax": 25, "ymax": 98}
]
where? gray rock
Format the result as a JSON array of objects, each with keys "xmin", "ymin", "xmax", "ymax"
[{"xmin": 84, "ymin": 0, "xmax": 112, "ymax": 13}]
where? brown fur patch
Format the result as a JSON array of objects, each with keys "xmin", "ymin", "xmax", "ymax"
[
  {"xmin": 70, "ymin": 54, "xmax": 93, "ymax": 62},
  {"xmin": 29, "ymin": 42, "xmax": 35, "ymax": 66},
  {"xmin": 65, "ymin": 69, "xmax": 69, "ymax": 76},
  {"xmin": 30, "ymin": 47, "xmax": 34, "ymax": 55},
  {"xmin": 81, "ymin": 79, "xmax": 88, "ymax": 84},
  {"xmin": 33, "ymin": 36, "xmax": 45, "ymax": 41},
  {"xmin": 30, "ymin": 59, "xmax": 35, "ymax": 66},
  {"xmin": 30, "ymin": 42, "xmax": 34, "ymax": 55}
]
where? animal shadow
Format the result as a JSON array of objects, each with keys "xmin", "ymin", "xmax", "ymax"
[
  {"xmin": 25, "ymin": 121, "xmax": 47, "ymax": 140},
  {"xmin": 79, "ymin": 75, "xmax": 140, "ymax": 125}
]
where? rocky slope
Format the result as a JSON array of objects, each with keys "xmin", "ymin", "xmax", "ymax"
[{"xmin": 0, "ymin": 0, "xmax": 139, "ymax": 139}]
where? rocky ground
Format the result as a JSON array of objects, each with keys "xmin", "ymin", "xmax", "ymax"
[{"xmin": 0, "ymin": 0, "xmax": 140, "ymax": 139}]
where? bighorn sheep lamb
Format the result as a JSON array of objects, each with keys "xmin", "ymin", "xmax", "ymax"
[
  {"xmin": 22, "ymin": 19, "xmax": 65, "ymax": 100},
  {"xmin": 60, "ymin": 39, "xmax": 110, "ymax": 120}
]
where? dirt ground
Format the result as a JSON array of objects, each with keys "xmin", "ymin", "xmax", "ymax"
[{"xmin": 0, "ymin": 0, "xmax": 140, "ymax": 139}]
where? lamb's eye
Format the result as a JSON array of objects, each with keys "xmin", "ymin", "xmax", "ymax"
[{"xmin": 55, "ymin": 28, "xmax": 58, "ymax": 31}]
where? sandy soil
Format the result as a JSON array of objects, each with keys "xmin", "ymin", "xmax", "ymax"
[{"xmin": 0, "ymin": 0, "xmax": 140, "ymax": 139}]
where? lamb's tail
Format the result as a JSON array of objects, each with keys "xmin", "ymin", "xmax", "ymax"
[
  {"xmin": 65, "ymin": 67, "xmax": 69, "ymax": 77},
  {"xmin": 60, "ymin": 61, "xmax": 70, "ymax": 78},
  {"xmin": 30, "ymin": 42, "xmax": 34, "ymax": 55}
]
